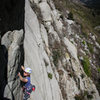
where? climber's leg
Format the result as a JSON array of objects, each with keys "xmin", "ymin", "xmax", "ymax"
[{"xmin": 23, "ymin": 92, "xmax": 30, "ymax": 100}]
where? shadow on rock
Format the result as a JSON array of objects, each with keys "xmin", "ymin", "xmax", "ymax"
[
  {"xmin": 0, "ymin": 45, "xmax": 8, "ymax": 100},
  {"xmin": 1, "ymin": 97, "xmax": 11, "ymax": 100}
]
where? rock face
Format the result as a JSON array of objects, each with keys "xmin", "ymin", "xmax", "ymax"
[
  {"xmin": 0, "ymin": 0, "xmax": 100, "ymax": 100},
  {"xmin": 24, "ymin": 0, "xmax": 100, "ymax": 100},
  {"xmin": 24, "ymin": 1, "xmax": 63, "ymax": 100},
  {"xmin": 1, "ymin": 30, "xmax": 24, "ymax": 100}
]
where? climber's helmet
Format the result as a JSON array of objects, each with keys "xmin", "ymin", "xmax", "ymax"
[{"xmin": 24, "ymin": 67, "xmax": 32, "ymax": 74}]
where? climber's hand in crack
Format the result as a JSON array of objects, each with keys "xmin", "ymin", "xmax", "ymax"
[
  {"xmin": 18, "ymin": 72, "xmax": 21, "ymax": 76},
  {"xmin": 18, "ymin": 72, "xmax": 28, "ymax": 83}
]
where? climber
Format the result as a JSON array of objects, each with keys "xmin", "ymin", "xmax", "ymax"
[{"xmin": 18, "ymin": 66, "xmax": 35, "ymax": 100}]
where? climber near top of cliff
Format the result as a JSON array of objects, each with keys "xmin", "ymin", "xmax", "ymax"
[{"xmin": 18, "ymin": 66, "xmax": 35, "ymax": 100}]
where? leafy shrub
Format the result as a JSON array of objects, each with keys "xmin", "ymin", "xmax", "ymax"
[
  {"xmin": 48, "ymin": 73, "xmax": 53, "ymax": 79},
  {"xmin": 75, "ymin": 94, "xmax": 82, "ymax": 100},
  {"xmin": 81, "ymin": 56, "xmax": 91, "ymax": 77},
  {"xmin": 82, "ymin": 40, "xmax": 86, "ymax": 45},
  {"xmin": 68, "ymin": 12, "xmax": 74, "ymax": 20},
  {"xmin": 87, "ymin": 42, "xmax": 94, "ymax": 53},
  {"xmin": 98, "ymin": 68, "xmax": 100, "ymax": 73},
  {"xmin": 52, "ymin": 50, "xmax": 61, "ymax": 66},
  {"xmin": 87, "ymin": 94, "xmax": 93, "ymax": 99},
  {"xmin": 97, "ymin": 38, "xmax": 100, "ymax": 45},
  {"xmin": 75, "ymin": 91, "xmax": 93, "ymax": 100}
]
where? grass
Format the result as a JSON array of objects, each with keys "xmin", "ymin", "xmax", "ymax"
[
  {"xmin": 87, "ymin": 42, "xmax": 94, "ymax": 53},
  {"xmin": 98, "ymin": 68, "xmax": 100, "ymax": 73},
  {"xmin": 52, "ymin": 41, "xmax": 62, "ymax": 67},
  {"xmin": 71, "ymin": 3, "xmax": 100, "ymax": 28},
  {"xmin": 81, "ymin": 56, "xmax": 91, "ymax": 77},
  {"xmin": 53, "ymin": 0, "xmax": 67, "ymax": 12},
  {"xmin": 52, "ymin": 50, "xmax": 61, "ymax": 66},
  {"xmin": 51, "ymin": 41, "xmax": 63, "ymax": 68},
  {"xmin": 97, "ymin": 38, "xmax": 100, "ymax": 45}
]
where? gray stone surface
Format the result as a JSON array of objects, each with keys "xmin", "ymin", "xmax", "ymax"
[
  {"xmin": 1, "ymin": 31, "xmax": 14, "ymax": 50},
  {"xmin": 24, "ymin": 0, "xmax": 100, "ymax": 100},
  {"xmin": 2, "ymin": 30, "xmax": 24, "ymax": 100},
  {"xmin": 24, "ymin": 1, "xmax": 63, "ymax": 100}
]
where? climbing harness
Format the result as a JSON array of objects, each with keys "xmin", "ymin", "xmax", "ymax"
[{"xmin": 23, "ymin": 84, "xmax": 35, "ymax": 93}]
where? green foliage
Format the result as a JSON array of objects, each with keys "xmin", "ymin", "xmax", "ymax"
[
  {"xmin": 53, "ymin": 0, "xmax": 67, "ymax": 11},
  {"xmin": 97, "ymin": 38, "xmax": 100, "ymax": 45},
  {"xmin": 48, "ymin": 73, "xmax": 53, "ymax": 79},
  {"xmin": 71, "ymin": 40, "xmax": 74, "ymax": 44},
  {"xmin": 81, "ymin": 56, "xmax": 91, "ymax": 77},
  {"xmin": 75, "ymin": 91, "xmax": 93, "ymax": 100},
  {"xmin": 82, "ymin": 32, "xmax": 88, "ymax": 38},
  {"xmin": 84, "ymin": 91, "xmax": 93, "ymax": 99},
  {"xmin": 75, "ymin": 95, "xmax": 82, "ymax": 100},
  {"xmin": 82, "ymin": 40, "xmax": 86, "ymax": 45},
  {"xmin": 87, "ymin": 42, "xmax": 94, "ymax": 53},
  {"xmin": 52, "ymin": 50, "xmax": 61, "ymax": 66},
  {"xmin": 53, "ymin": 0, "xmax": 100, "ymax": 42},
  {"xmin": 80, "ymin": 24, "xmax": 89, "ymax": 38},
  {"xmin": 97, "ymin": 68, "xmax": 100, "ymax": 73},
  {"xmin": 65, "ymin": 1, "xmax": 100, "ymax": 39},
  {"xmin": 68, "ymin": 12, "xmax": 74, "ymax": 20},
  {"xmin": 96, "ymin": 84, "xmax": 100, "ymax": 93},
  {"xmin": 87, "ymin": 94, "xmax": 93, "ymax": 99},
  {"xmin": 74, "ymin": 91, "xmax": 86, "ymax": 100}
]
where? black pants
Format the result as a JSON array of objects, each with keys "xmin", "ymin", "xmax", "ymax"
[{"xmin": 23, "ymin": 92, "xmax": 30, "ymax": 100}]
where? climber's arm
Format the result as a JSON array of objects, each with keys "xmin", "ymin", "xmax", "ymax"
[
  {"xmin": 21, "ymin": 65, "xmax": 25, "ymax": 71},
  {"xmin": 18, "ymin": 72, "xmax": 28, "ymax": 82}
]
